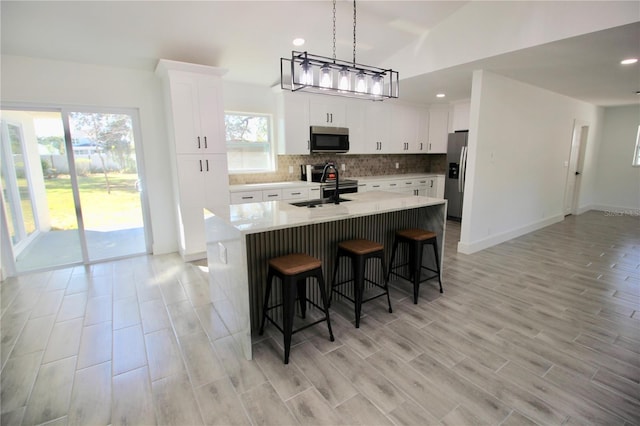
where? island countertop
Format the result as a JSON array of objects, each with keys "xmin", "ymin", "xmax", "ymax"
[{"xmin": 207, "ymin": 191, "xmax": 447, "ymax": 234}]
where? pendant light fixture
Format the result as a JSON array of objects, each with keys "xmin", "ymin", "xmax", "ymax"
[{"xmin": 280, "ymin": 0, "xmax": 399, "ymax": 101}]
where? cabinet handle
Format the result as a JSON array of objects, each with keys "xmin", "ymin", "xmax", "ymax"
[
  {"xmin": 206, "ymin": 159, "xmax": 209, "ymax": 171},
  {"xmin": 197, "ymin": 136, "xmax": 201, "ymax": 149},
  {"xmin": 429, "ymin": 143, "xmax": 432, "ymax": 151},
  {"xmin": 420, "ymin": 143, "xmax": 423, "ymax": 150},
  {"xmin": 406, "ymin": 182, "xmax": 411, "ymax": 185},
  {"xmin": 204, "ymin": 136, "xmax": 208, "ymax": 149},
  {"xmin": 326, "ymin": 113, "xmax": 330, "ymax": 123},
  {"xmin": 199, "ymin": 159, "xmax": 203, "ymax": 172},
  {"xmin": 291, "ymin": 192, "xmax": 301, "ymax": 195},
  {"xmin": 307, "ymin": 140, "xmax": 310, "ymax": 150},
  {"xmin": 430, "ymin": 180, "xmax": 434, "ymax": 188},
  {"xmin": 330, "ymin": 113, "xmax": 333, "ymax": 123},
  {"xmin": 241, "ymin": 196, "xmax": 253, "ymax": 200},
  {"xmin": 267, "ymin": 194, "xmax": 278, "ymax": 198},
  {"xmin": 390, "ymin": 183, "xmax": 397, "ymax": 187}
]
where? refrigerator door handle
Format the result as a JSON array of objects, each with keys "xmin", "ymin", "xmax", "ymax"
[
  {"xmin": 458, "ymin": 146, "xmax": 465, "ymax": 192},
  {"xmin": 459, "ymin": 146, "xmax": 468, "ymax": 192}
]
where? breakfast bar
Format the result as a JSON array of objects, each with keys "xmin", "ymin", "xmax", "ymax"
[{"xmin": 204, "ymin": 191, "xmax": 448, "ymax": 359}]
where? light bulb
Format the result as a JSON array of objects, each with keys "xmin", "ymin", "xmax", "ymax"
[
  {"xmin": 300, "ymin": 61, "xmax": 313, "ymax": 85},
  {"xmin": 319, "ymin": 64, "xmax": 332, "ymax": 89},
  {"xmin": 371, "ymin": 74, "xmax": 383, "ymax": 96},
  {"xmin": 355, "ymin": 71, "xmax": 367, "ymax": 93},
  {"xmin": 338, "ymin": 67, "xmax": 351, "ymax": 92}
]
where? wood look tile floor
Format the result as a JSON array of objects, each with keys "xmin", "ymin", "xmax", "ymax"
[{"xmin": 1, "ymin": 210, "xmax": 639, "ymax": 425}]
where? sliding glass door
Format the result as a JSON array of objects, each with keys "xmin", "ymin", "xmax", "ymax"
[{"xmin": 0, "ymin": 107, "xmax": 150, "ymax": 274}]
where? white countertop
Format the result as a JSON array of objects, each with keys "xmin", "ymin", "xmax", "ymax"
[
  {"xmin": 207, "ymin": 191, "xmax": 447, "ymax": 235},
  {"xmin": 353, "ymin": 173, "xmax": 443, "ymax": 182}
]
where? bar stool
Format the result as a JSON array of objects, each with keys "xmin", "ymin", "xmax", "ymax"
[
  {"xmin": 259, "ymin": 253, "xmax": 334, "ymax": 364},
  {"xmin": 388, "ymin": 229, "xmax": 443, "ymax": 304},
  {"xmin": 330, "ymin": 239, "xmax": 392, "ymax": 328}
]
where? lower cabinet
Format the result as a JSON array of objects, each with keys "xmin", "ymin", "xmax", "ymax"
[{"xmin": 176, "ymin": 154, "xmax": 229, "ymax": 257}]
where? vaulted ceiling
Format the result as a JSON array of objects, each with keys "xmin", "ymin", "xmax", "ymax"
[{"xmin": 2, "ymin": 1, "xmax": 639, "ymax": 106}]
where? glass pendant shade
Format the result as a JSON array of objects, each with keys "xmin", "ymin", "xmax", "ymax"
[
  {"xmin": 355, "ymin": 71, "xmax": 367, "ymax": 93},
  {"xmin": 319, "ymin": 64, "xmax": 333, "ymax": 89},
  {"xmin": 338, "ymin": 67, "xmax": 351, "ymax": 91},
  {"xmin": 300, "ymin": 61, "xmax": 313, "ymax": 85},
  {"xmin": 371, "ymin": 74, "xmax": 383, "ymax": 96}
]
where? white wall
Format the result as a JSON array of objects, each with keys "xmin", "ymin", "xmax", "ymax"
[
  {"xmin": 459, "ymin": 70, "xmax": 602, "ymax": 254},
  {"xmin": 592, "ymin": 105, "xmax": 640, "ymax": 212},
  {"xmin": 1, "ymin": 55, "xmax": 177, "ymax": 255}
]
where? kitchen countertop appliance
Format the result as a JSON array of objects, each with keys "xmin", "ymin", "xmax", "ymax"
[{"xmin": 444, "ymin": 131, "xmax": 468, "ymax": 221}]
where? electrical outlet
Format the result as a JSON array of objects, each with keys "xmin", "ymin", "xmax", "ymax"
[
  {"xmin": 341, "ymin": 163, "xmax": 345, "ymax": 171},
  {"xmin": 395, "ymin": 162, "xmax": 399, "ymax": 169},
  {"xmin": 288, "ymin": 165, "xmax": 294, "ymax": 174}
]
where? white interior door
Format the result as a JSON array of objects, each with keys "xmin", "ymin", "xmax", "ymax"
[{"xmin": 564, "ymin": 120, "xmax": 589, "ymax": 215}]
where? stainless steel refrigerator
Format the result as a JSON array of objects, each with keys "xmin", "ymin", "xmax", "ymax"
[{"xmin": 444, "ymin": 131, "xmax": 468, "ymax": 221}]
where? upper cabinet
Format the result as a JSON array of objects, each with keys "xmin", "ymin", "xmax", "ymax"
[
  {"xmin": 309, "ymin": 97, "xmax": 347, "ymax": 127},
  {"xmin": 364, "ymin": 102, "xmax": 393, "ymax": 153},
  {"xmin": 276, "ymin": 92, "xmax": 310, "ymax": 155},
  {"xmin": 392, "ymin": 104, "xmax": 429, "ymax": 153},
  {"xmin": 161, "ymin": 68, "xmax": 226, "ymax": 155},
  {"xmin": 451, "ymin": 101, "xmax": 470, "ymax": 132},
  {"xmin": 426, "ymin": 106, "xmax": 449, "ymax": 153}
]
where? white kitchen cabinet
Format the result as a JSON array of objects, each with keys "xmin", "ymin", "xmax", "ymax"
[
  {"xmin": 230, "ymin": 190, "xmax": 263, "ymax": 204},
  {"xmin": 276, "ymin": 92, "xmax": 310, "ymax": 155},
  {"xmin": 345, "ymin": 99, "xmax": 366, "ymax": 154},
  {"xmin": 156, "ymin": 59, "xmax": 229, "ymax": 260},
  {"xmin": 282, "ymin": 187, "xmax": 308, "ymax": 200},
  {"xmin": 309, "ymin": 97, "xmax": 347, "ymax": 127},
  {"xmin": 392, "ymin": 104, "xmax": 420, "ymax": 154},
  {"xmin": 308, "ymin": 186, "xmax": 321, "ymax": 199},
  {"xmin": 427, "ymin": 106, "xmax": 449, "ymax": 153},
  {"xmin": 435, "ymin": 175, "xmax": 445, "ymax": 198},
  {"xmin": 164, "ymin": 70, "xmax": 226, "ymax": 155},
  {"xmin": 176, "ymin": 154, "xmax": 229, "ymax": 254},
  {"xmin": 262, "ymin": 189, "xmax": 282, "ymax": 202},
  {"xmin": 364, "ymin": 102, "xmax": 393, "ymax": 153}
]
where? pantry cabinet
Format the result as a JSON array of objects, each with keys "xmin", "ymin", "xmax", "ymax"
[
  {"xmin": 156, "ymin": 59, "xmax": 229, "ymax": 260},
  {"xmin": 276, "ymin": 92, "xmax": 310, "ymax": 155}
]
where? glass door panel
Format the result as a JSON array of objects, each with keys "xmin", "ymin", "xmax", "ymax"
[{"xmin": 68, "ymin": 111, "xmax": 147, "ymax": 261}]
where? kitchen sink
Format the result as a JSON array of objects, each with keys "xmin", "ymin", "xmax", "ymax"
[{"xmin": 289, "ymin": 197, "xmax": 351, "ymax": 208}]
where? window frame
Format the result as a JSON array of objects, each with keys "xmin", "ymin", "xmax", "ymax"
[
  {"xmin": 633, "ymin": 125, "xmax": 640, "ymax": 167},
  {"xmin": 224, "ymin": 111, "xmax": 275, "ymax": 174}
]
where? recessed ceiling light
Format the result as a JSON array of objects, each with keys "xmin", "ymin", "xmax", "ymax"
[
  {"xmin": 620, "ymin": 58, "xmax": 638, "ymax": 65},
  {"xmin": 436, "ymin": 93, "xmax": 446, "ymax": 98},
  {"xmin": 293, "ymin": 38, "xmax": 305, "ymax": 47}
]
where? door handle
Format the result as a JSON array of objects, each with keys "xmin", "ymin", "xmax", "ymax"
[{"xmin": 460, "ymin": 146, "xmax": 468, "ymax": 193}]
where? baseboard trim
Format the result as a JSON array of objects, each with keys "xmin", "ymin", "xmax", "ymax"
[
  {"xmin": 584, "ymin": 204, "xmax": 640, "ymax": 216},
  {"xmin": 457, "ymin": 214, "xmax": 564, "ymax": 254}
]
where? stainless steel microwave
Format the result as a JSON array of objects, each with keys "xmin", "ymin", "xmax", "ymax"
[{"xmin": 309, "ymin": 126, "xmax": 349, "ymax": 153}]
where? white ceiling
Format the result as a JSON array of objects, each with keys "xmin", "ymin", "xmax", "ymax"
[{"xmin": 1, "ymin": 1, "xmax": 639, "ymax": 107}]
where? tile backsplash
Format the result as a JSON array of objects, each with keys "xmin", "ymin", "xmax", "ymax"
[{"xmin": 229, "ymin": 154, "xmax": 446, "ymax": 185}]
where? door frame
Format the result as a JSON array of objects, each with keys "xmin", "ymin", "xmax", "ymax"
[{"xmin": 0, "ymin": 103, "xmax": 153, "ymax": 275}]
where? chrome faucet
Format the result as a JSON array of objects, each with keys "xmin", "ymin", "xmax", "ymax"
[{"xmin": 321, "ymin": 161, "xmax": 340, "ymax": 204}]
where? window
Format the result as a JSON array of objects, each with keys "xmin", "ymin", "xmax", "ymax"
[
  {"xmin": 634, "ymin": 125, "xmax": 640, "ymax": 167},
  {"xmin": 225, "ymin": 112, "xmax": 275, "ymax": 173}
]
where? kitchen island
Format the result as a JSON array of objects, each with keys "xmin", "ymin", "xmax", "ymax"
[{"xmin": 204, "ymin": 191, "xmax": 447, "ymax": 359}]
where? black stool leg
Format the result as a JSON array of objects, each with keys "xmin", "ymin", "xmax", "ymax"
[
  {"xmin": 282, "ymin": 275, "xmax": 297, "ymax": 364},
  {"xmin": 353, "ymin": 254, "xmax": 365, "ymax": 328},
  {"xmin": 329, "ymin": 251, "xmax": 342, "ymax": 307},
  {"xmin": 412, "ymin": 241, "xmax": 423, "ymax": 304},
  {"xmin": 377, "ymin": 253, "xmax": 393, "ymax": 313},
  {"xmin": 430, "ymin": 238, "xmax": 443, "ymax": 293},
  {"xmin": 315, "ymin": 269, "xmax": 335, "ymax": 342},
  {"xmin": 387, "ymin": 239, "xmax": 399, "ymax": 282},
  {"xmin": 296, "ymin": 279, "xmax": 307, "ymax": 319},
  {"xmin": 259, "ymin": 268, "xmax": 274, "ymax": 335}
]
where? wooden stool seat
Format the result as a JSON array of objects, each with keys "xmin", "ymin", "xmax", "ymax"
[
  {"xmin": 269, "ymin": 254, "xmax": 321, "ymax": 275},
  {"xmin": 259, "ymin": 253, "xmax": 334, "ymax": 364},
  {"xmin": 338, "ymin": 239, "xmax": 383, "ymax": 255},
  {"xmin": 396, "ymin": 229, "xmax": 437, "ymax": 241},
  {"xmin": 331, "ymin": 239, "xmax": 392, "ymax": 328},
  {"xmin": 388, "ymin": 228, "xmax": 443, "ymax": 303}
]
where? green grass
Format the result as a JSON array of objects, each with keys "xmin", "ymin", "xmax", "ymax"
[{"xmin": 44, "ymin": 173, "xmax": 143, "ymax": 231}]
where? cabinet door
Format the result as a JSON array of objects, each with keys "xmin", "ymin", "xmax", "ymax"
[
  {"xmin": 345, "ymin": 99, "xmax": 366, "ymax": 154},
  {"xmin": 435, "ymin": 175, "xmax": 445, "ymax": 199},
  {"xmin": 277, "ymin": 93, "xmax": 310, "ymax": 154},
  {"xmin": 416, "ymin": 107, "xmax": 429, "ymax": 153},
  {"xmin": 169, "ymin": 77, "xmax": 202, "ymax": 154},
  {"xmin": 175, "ymin": 155, "xmax": 208, "ymax": 254},
  {"xmin": 197, "ymin": 77, "xmax": 226, "ymax": 154},
  {"xmin": 392, "ymin": 104, "xmax": 419, "ymax": 154},
  {"xmin": 309, "ymin": 98, "xmax": 347, "ymax": 126},
  {"xmin": 416, "ymin": 179, "xmax": 429, "ymax": 196},
  {"xmin": 427, "ymin": 107, "xmax": 449, "ymax": 153},
  {"xmin": 364, "ymin": 103, "xmax": 392, "ymax": 154},
  {"xmin": 201, "ymin": 154, "xmax": 229, "ymax": 208}
]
